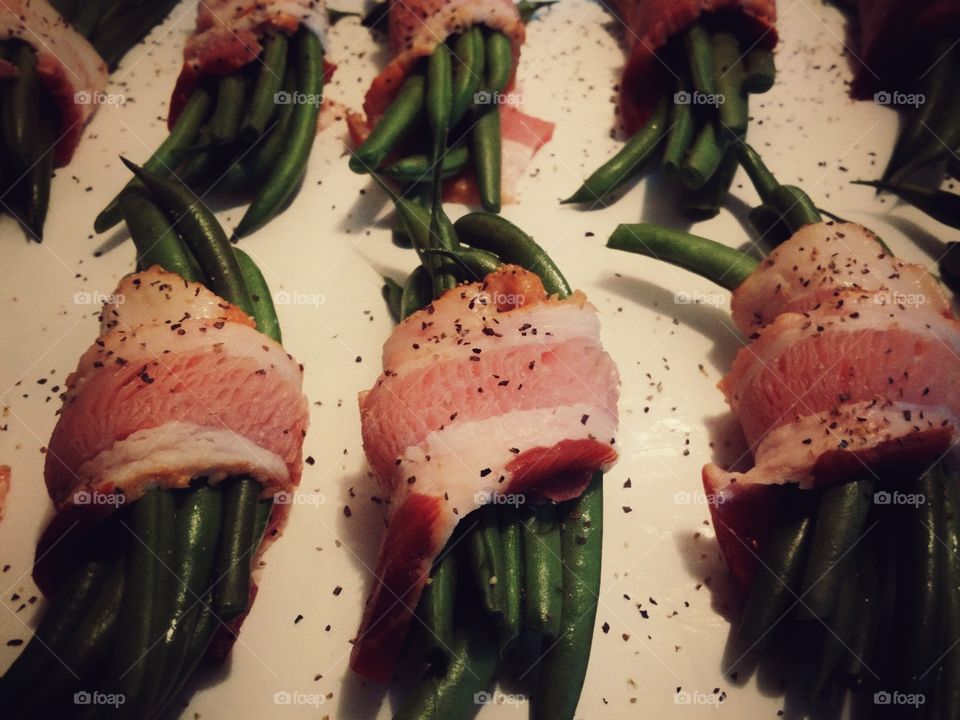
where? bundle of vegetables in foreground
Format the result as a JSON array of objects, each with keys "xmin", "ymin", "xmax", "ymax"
[
  {"xmin": 352, "ymin": 194, "xmax": 620, "ymax": 719},
  {"xmin": 565, "ymin": 0, "xmax": 777, "ymax": 217},
  {"xmin": 95, "ymin": 0, "xmax": 331, "ymax": 238},
  {"xmin": 0, "ymin": 161, "xmax": 309, "ymax": 718},
  {"xmin": 610, "ymin": 144, "xmax": 960, "ymax": 713},
  {"xmin": 346, "ymin": 0, "xmax": 555, "ymax": 212}
]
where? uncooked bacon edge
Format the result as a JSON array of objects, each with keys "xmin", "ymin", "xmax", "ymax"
[{"xmin": 0, "ymin": 0, "xmax": 108, "ymax": 166}]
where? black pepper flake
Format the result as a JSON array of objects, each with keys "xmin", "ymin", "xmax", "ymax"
[
  {"xmin": 479, "ymin": 468, "xmax": 492, "ymax": 477},
  {"xmin": 622, "ymin": 506, "xmax": 633, "ymax": 513},
  {"xmin": 343, "ymin": 505, "xmax": 352, "ymax": 518},
  {"xmin": 601, "ymin": 622, "xmax": 610, "ymax": 633},
  {"xmin": 294, "ymin": 614, "xmax": 304, "ymax": 624},
  {"xmin": 305, "ymin": 456, "xmax": 315, "ymax": 465},
  {"xmin": 6, "ymin": 639, "xmax": 23, "ymax": 647},
  {"xmin": 580, "ymin": 414, "xmax": 589, "ymax": 425},
  {"xmin": 333, "ymin": 586, "xmax": 343, "ymax": 596}
]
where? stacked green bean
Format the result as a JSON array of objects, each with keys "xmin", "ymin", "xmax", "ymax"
[
  {"xmin": 377, "ymin": 198, "xmax": 603, "ymax": 720},
  {"xmin": 0, "ymin": 161, "xmax": 281, "ymax": 719},
  {"xmin": 564, "ymin": 19, "xmax": 775, "ymax": 218},
  {"xmin": 350, "ymin": 25, "xmax": 517, "ymax": 213},
  {"xmin": 608, "ymin": 144, "xmax": 960, "ymax": 715},
  {"xmin": 49, "ymin": 0, "xmax": 181, "ymax": 70},
  {"xmin": 95, "ymin": 27, "xmax": 325, "ymax": 239}
]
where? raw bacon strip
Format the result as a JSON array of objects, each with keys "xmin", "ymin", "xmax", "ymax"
[
  {"xmin": 44, "ymin": 267, "xmax": 309, "ymax": 509},
  {"xmin": 351, "ymin": 266, "xmax": 619, "ymax": 682},
  {"xmin": 169, "ymin": 0, "xmax": 330, "ymax": 125},
  {"xmin": 609, "ymin": 0, "xmax": 777, "ymax": 133},
  {"xmin": 0, "ymin": 0, "xmax": 108, "ymax": 165},
  {"xmin": 730, "ymin": 222, "xmax": 950, "ymax": 333}
]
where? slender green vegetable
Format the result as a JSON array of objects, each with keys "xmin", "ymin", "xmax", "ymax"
[
  {"xmin": 563, "ymin": 96, "xmax": 668, "ymax": 204},
  {"xmin": 119, "ymin": 186, "xmax": 204, "ymax": 282},
  {"xmin": 472, "ymin": 101, "xmax": 502, "ymax": 213},
  {"xmin": 449, "ymin": 27, "xmax": 484, "ymax": 126},
  {"xmin": 465, "ymin": 504, "xmax": 506, "ymax": 619},
  {"xmin": 208, "ymin": 74, "xmax": 246, "ymax": 145},
  {"xmin": 235, "ymin": 248, "xmax": 282, "ymax": 343},
  {"xmin": 70, "ymin": 0, "xmax": 102, "ymax": 38},
  {"xmin": 240, "ymin": 32, "xmax": 289, "ymax": 141},
  {"xmin": 419, "ymin": 550, "xmax": 457, "ymax": 666},
  {"xmin": 382, "ymin": 146, "xmax": 469, "ymax": 182},
  {"xmin": 91, "ymin": 0, "xmax": 181, "ymax": 69},
  {"xmin": 485, "ymin": 31, "xmax": 513, "ymax": 94},
  {"xmin": 499, "ymin": 505, "xmax": 522, "ymax": 653},
  {"xmin": 2, "ymin": 43, "xmax": 39, "ymax": 171},
  {"xmin": 608, "ymin": 223, "xmax": 759, "ymax": 289},
  {"xmin": 712, "ymin": 32, "xmax": 748, "ymax": 137},
  {"xmin": 236, "ymin": 30, "xmax": 325, "ymax": 237},
  {"xmin": 382, "ymin": 276, "xmax": 404, "ymax": 323},
  {"xmin": 522, "ymin": 504, "xmax": 562, "ymax": 639},
  {"xmin": 940, "ymin": 468, "xmax": 960, "ymax": 718},
  {"xmin": 154, "ymin": 592, "xmax": 216, "ymax": 718},
  {"xmin": 400, "ymin": 266, "xmax": 434, "ymax": 322},
  {"xmin": 681, "ymin": 121, "xmax": 724, "ymax": 189},
  {"xmin": 743, "ymin": 48, "xmax": 776, "ymax": 94},
  {"xmin": 24, "ymin": 110, "xmax": 54, "ymax": 240},
  {"xmin": 350, "ymin": 73, "xmax": 425, "ymax": 173},
  {"xmin": 812, "ymin": 560, "xmax": 859, "ymax": 693},
  {"xmin": 534, "ymin": 472, "xmax": 603, "ymax": 720},
  {"xmin": 95, "ymin": 88, "xmax": 213, "ymax": 234},
  {"xmin": 683, "ymin": 151, "xmax": 738, "ymax": 218},
  {"xmin": 453, "ymin": 212, "xmax": 571, "ymax": 297},
  {"xmin": 684, "ymin": 23, "xmax": 717, "ymax": 95},
  {"xmin": 798, "ymin": 477, "xmax": 874, "ymax": 618},
  {"xmin": 770, "ymin": 185, "xmax": 821, "ymax": 232},
  {"xmin": 212, "ymin": 476, "xmax": 260, "ymax": 620},
  {"xmin": 853, "ymin": 179, "xmax": 960, "ymax": 229},
  {"xmin": 426, "ymin": 43, "xmax": 458, "ymax": 295},
  {"xmin": 662, "ymin": 76, "xmax": 695, "ymax": 177},
  {"xmin": 835, "ymin": 537, "xmax": 882, "ymax": 684},
  {"xmin": 517, "ymin": 0, "xmax": 557, "ymax": 23},
  {"xmin": 422, "ymin": 246, "xmax": 502, "ymax": 280}
]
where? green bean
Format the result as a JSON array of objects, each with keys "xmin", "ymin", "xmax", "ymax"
[
  {"xmin": 153, "ymin": 483, "xmax": 223, "ymax": 712},
  {"xmin": 517, "ymin": 0, "xmax": 557, "ymax": 22},
  {"xmin": 449, "ymin": 27, "xmax": 484, "ymax": 126},
  {"xmin": 213, "ymin": 476, "xmax": 260, "ymax": 620},
  {"xmin": 684, "ymin": 23, "xmax": 716, "ymax": 95},
  {"xmin": 661, "ymin": 75, "xmax": 695, "ymax": 177},
  {"xmin": 522, "ymin": 503, "xmax": 562, "ymax": 638},
  {"xmin": 70, "ymin": 0, "xmax": 102, "ymax": 39},
  {"xmin": 95, "ymin": 88, "xmax": 213, "ymax": 233},
  {"xmin": 485, "ymin": 30, "xmax": 513, "ymax": 94},
  {"xmin": 400, "ymin": 265, "xmax": 433, "ymax": 320},
  {"xmin": 207, "ymin": 75, "xmax": 246, "ymax": 146},
  {"xmin": 106, "ymin": 488, "xmax": 174, "ymax": 717},
  {"xmin": 499, "ymin": 505, "xmax": 522, "ymax": 653},
  {"xmin": 422, "ymin": 246, "xmax": 502, "ymax": 281},
  {"xmin": 738, "ymin": 491, "xmax": 814, "ymax": 650},
  {"xmin": 240, "ymin": 32, "xmax": 288, "ymax": 141},
  {"xmin": 680, "ymin": 121, "xmax": 724, "ymax": 189},
  {"xmin": 235, "ymin": 248, "xmax": 282, "ymax": 343},
  {"xmin": 712, "ymin": 32, "xmax": 748, "ymax": 137},
  {"xmin": 453, "ymin": 212, "xmax": 571, "ymax": 297},
  {"xmin": 392, "ymin": 624, "xmax": 499, "ymax": 720},
  {"xmin": 92, "ymin": 0, "xmax": 182, "ymax": 70},
  {"xmin": 236, "ymin": 30, "xmax": 325, "ymax": 237},
  {"xmin": 426, "ymin": 43, "xmax": 457, "ymax": 294},
  {"xmin": 349, "ymin": 73, "xmax": 425, "ymax": 173},
  {"xmin": 465, "ymin": 504, "xmax": 506, "ymax": 619},
  {"xmin": 24, "ymin": 110, "xmax": 53, "ymax": 240},
  {"xmin": 683, "ymin": 151, "xmax": 737, "ymax": 218},
  {"xmin": 381, "ymin": 146, "xmax": 469, "ymax": 182},
  {"xmin": 534, "ymin": 472, "xmax": 603, "ymax": 720},
  {"xmin": 735, "ymin": 142, "xmax": 779, "ymax": 201},
  {"xmin": 154, "ymin": 592, "xmax": 216, "ymax": 718},
  {"xmin": 2, "ymin": 43, "xmax": 39, "ymax": 171},
  {"xmin": 472, "ymin": 102, "xmax": 501, "ymax": 212},
  {"xmin": 836, "ymin": 536, "xmax": 881, "ymax": 683},
  {"xmin": 121, "ymin": 158, "xmax": 256, "ymax": 317},
  {"xmin": 608, "ymin": 223, "xmax": 758, "ymax": 289},
  {"xmin": 812, "ymin": 560, "xmax": 859, "ymax": 693},
  {"xmin": 119, "ymin": 186, "xmax": 205, "ymax": 282},
  {"xmin": 940, "ymin": 467, "xmax": 960, "ymax": 718},
  {"xmin": 770, "ymin": 184, "xmax": 821, "ymax": 232},
  {"xmin": 563, "ymin": 95, "xmax": 668, "ymax": 204},
  {"xmin": 743, "ymin": 48, "xmax": 776, "ymax": 94},
  {"xmin": 799, "ymin": 477, "xmax": 874, "ymax": 619},
  {"xmin": 853, "ymin": 179, "xmax": 960, "ymax": 229},
  {"xmin": 418, "ymin": 549, "xmax": 456, "ymax": 666},
  {"xmin": 382, "ymin": 276, "xmax": 404, "ymax": 323}
]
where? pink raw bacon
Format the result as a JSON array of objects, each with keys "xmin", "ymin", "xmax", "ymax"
[
  {"xmin": 0, "ymin": 0, "xmax": 107, "ymax": 165},
  {"xmin": 351, "ymin": 266, "xmax": 620, "ymax": 682}
]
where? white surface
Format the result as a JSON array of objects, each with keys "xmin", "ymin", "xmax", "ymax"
[{"xmin": 0, "ymin": 1, "xmax": 952, "ymax": 718}]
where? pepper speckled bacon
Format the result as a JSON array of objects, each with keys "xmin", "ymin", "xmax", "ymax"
[
  {"xmin": 609, "ymin": 0, "xmax": 777, "ymax": 133},
  {"xmin": 0, "ymin": 0, "xmax": 107, "ymax": 165},
  {"xmin": 351, "ymin": 266, "xmax": 619, "ymax": 682},
  {"xmin": 44, "ymin": 266, "xmax": 309, "ymax": 509}
]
